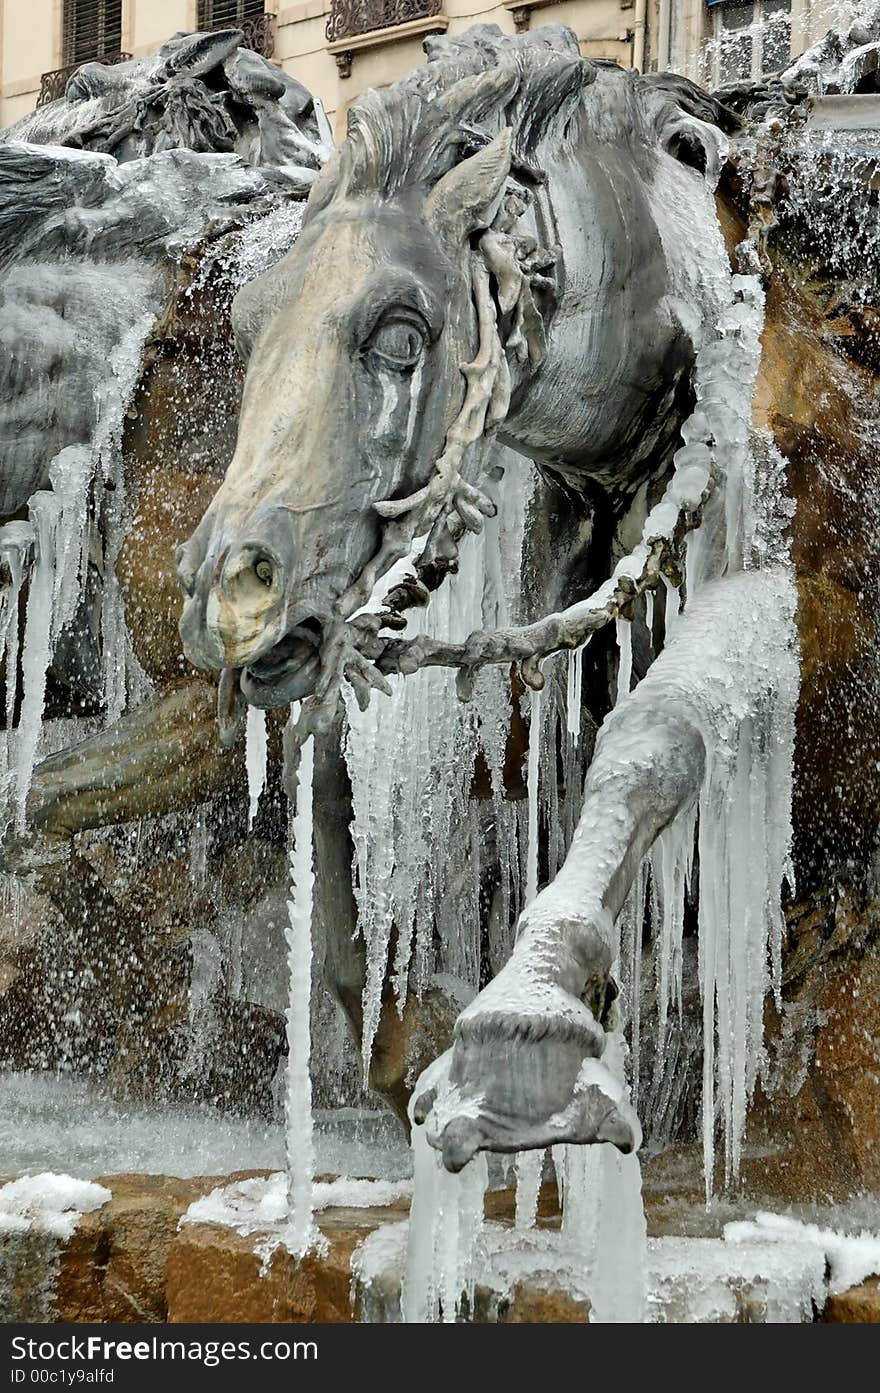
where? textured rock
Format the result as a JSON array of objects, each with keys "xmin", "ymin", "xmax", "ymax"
[
  {"xmin": 824, "ymin": 1277, "xmax": 880, "ymax": 1323},
  {"xmin": 96, "ymin": 1175, "xmax": 206, "ymax": 1322},
  {"xmin": 166, "ymin": 1202, "xmax": 409, "ymax": 1324}
]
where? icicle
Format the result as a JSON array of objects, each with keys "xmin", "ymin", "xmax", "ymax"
[
  {"xmin": 620, "ymin": 863, "xmax": 645, "ymax": 1111},
  {"xmin": 558, "ymin": 1036, "xmax": 648, "ymax": 1322},
  {"xmin": 651, "ymin": 807, "xmax": 696, "ymax": 1053},
  {"xmin": 15, "ymin": 493, "xmax": 60, "ymax": 832},
  {"xmin": 514, "ymin": 1149, "xmax": 544, "ymax": 1230},
  {"xmin": 0, "ymin": 524, "xmax": 32, "ymax": 783},
  {"xmin": 344, "ymin": 452, "xmax": 535, "ymax": 1070},
  {"xmin": 96, "ymin": 285, "xmax": 157, "ymax": 722},
  {"xmin": 566, "ymin": 640, "xmax": 588, "ymax": 744},
  {"xmin": 585, "ymin": 1149, "xmax": 648, "ymax": 1323},
  {"xmin": 525, "ymin": 686, "xmax": 541, "ymax": 903},
  {"xmin": 663, "ymin": 575, "xmax": 680, "ymax": 643},
  {"xmin": 283, "ymin": 712, "xmax": 322, "ymax": 1255},
  {"xmin": 245, "ymin": 704, "xmax": 268, "ymax": 831},
  {"xmin": 645, "ymin": 589, "xmax": 654, "ymax": 650},
  {"xmin": 47, "ymin": 446, "xmax": 92, "ymax": 642},
  {"xmin": 615, "ymin": 618, "xmax": 632, "ymax": 706},
  {"xmin": 551, "ymin": 1143, "xmax": 567, "ymax": 1211},
  {"xmin": 402, "ymin": 1123, "xmax": 488, "ymax": 1323}
]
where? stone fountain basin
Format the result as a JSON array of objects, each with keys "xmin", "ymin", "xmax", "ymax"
[
  {"xmin": 2, "ymin": 1072, "xmax": 879, "ymax": 1323},
  {"xmin": 2, "ymin": 1164, "xmax": 878, "ymax": 1324}
]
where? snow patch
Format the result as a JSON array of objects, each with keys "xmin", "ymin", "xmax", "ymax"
[{"xmin": 0, "ymin": 1173, "xmax": 110, "ymax": 1240}]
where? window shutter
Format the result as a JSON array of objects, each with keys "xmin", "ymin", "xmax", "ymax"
[
  {"xmin": 63, "ymin": 0, "xmax": 123, "ymax": 68},
  {"xmin": 197, "ymin": 0, "xmax": 267, "ymax": 26}
]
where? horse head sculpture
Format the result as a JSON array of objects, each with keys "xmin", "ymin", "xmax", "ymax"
[{"xmin": 177, "ymin": 26, "xmax": 733, "ymax": 729}]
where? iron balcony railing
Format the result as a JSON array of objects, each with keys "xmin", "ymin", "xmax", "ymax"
[
  {"xmin": 326, "ymin": 0, "xmax": 442, "ymax": 44},
  {"xmin": 37, "ymin": 51, "xmax": 131, "ymax": 107},
  {"xmin": 207, "ymin": 12, "xmax": 277, "ymax": 59},
  {"xmin": 37, "ymin": 12, "xmax": 277, "ymax": 108}
]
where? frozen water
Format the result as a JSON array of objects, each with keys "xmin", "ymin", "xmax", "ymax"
[
  {"xmin": 525, "ymin": 687, "xmax": 541, "ymax": 903},
  {"xmin": 0, "ymin": 1173, "xmax": 110, "ymax": 1240},
  {"xmin": 724, "ymin": 1212, "xmax": 880, "ymax": 1296},
  {"xmin": 182, "ymin": 1171, "xmax": 412, "ymax": 1236},
  {"xmin": 514, "ymin": 1149, "xmax": 544, "ymax": 1230},
  {"xmin": 615, "ymin": 618, "xmax": 633, "ymax": 706},
  {"xmin": 648, "ymin": 1234, "xmax": 826, "ymax": 1323},
  {"xmin": 555, "ymin": 1035, "xmax": 648, "ymax": 1322},
  {"xmin": 357, "ymin": 1206, "xmax": 858, "ymax": 1322},
  {"xmin": 246, "ymin": 705, "xmax": 268, "ymax": 830},
  {"xmin": 283, "ymin": 722, "xmax": 322, "ymax": 1256},
  {"xmin": 402, "ymin": 1123, "xmax": 488, "ymax": 1322},
  {"xmin": 14, "ymin": 491, "xmax": 61, "ymax": 830},
  {"xmin": 344, "ymin": 449, "xmax": 535, "ymax": 1062}
]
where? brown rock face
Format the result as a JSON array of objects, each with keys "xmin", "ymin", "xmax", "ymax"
[
  {"xmin": 166, "ymin": 1223, "xmax": 358, "ymax": 1323},
  {"xmin": 824, "ymin": 1277, "xmax": 880, "ymax": 1323},
  {"xmin": 98, "ymin": 1175, "xmax": 207, "ymax": 1322},
  {"xmin": 117, "ymin": 250, "xmax": 244, "ymax": 691}
]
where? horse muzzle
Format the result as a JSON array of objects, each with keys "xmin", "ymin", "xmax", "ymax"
[{"xmin": 176, "ymin": 518, "xmax": 342, "ymax": 709}]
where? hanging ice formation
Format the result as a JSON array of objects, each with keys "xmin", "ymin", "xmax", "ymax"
[
  {"xmin": 402, "ymin": 1120, "xmax": 488, "ymax": 1322},
  {"xmin": 399, "ymin": 231, "xmax": 797, "ymax": 1316},
  {"xmin": 605, "ymin": 273, "xmax": 798, "ymax": 1197},
  {"xmin": 555, "ymin": 1042, "xmax": 648, "ymax": 1323},
  {"xmin": 280, "ymin": 714, "xmax": 325, "ymax": 1258},
  {"xmin": 343, "ymin": 446, "xmax": 560, "ymax": 1076},
  {"xmin": 246, "ymin": 706, "xmax": 269, "ymax": 831},
  {"xmin": 0, "ymin": 274, "xmax": 156, "ymax": 831}
]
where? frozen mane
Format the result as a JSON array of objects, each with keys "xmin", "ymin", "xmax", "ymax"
[
  {"xmin": 305, "ymin": 23, "xmax": 738, "ymax": 220},
  {"xmin": 305, "ymin": 25, "xmax": 597, "ymax": 216}
]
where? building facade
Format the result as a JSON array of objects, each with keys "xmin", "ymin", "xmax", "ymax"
[{"xmin": 0, "ymin": 0, "xmax": 844, "ymax": 134}]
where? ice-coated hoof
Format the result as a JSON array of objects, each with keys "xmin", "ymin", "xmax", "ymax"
[
  {"xmin": 439, "ymin": 1116, "xmax": 484, "ymax": 1173},
  {"xmin": 410, "ymin": 986, "xmax": 641, "ymax": 1172}
]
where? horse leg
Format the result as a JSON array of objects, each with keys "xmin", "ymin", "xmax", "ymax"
[
  {"xmin": 415, "ymin": 567, "xmax": 796, "ymax": 1169},
  {"xmin": 18, "ymin": 678, "xmax": 241, "ymax": 841}
]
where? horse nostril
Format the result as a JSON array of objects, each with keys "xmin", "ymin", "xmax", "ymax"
[
  {"xmin": 254, "ymin": 556, "xmax": 274, "ymax": 588},
  {"xmin": 219, "ymin": 543, "xmax": 285, "ymax": 614}
]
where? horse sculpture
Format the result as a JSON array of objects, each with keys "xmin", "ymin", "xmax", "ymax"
[
  {"xmin": 5, "ymin": 22, "xmax": 877, "ymax": 1188},
  {"xmin": 176, "ymin": 25, "xmax": 799, "ymax": 1170}
]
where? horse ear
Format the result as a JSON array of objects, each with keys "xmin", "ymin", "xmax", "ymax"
[{"xmin": 426, "ymin": 128, "xmax": 513, "ymax": 246}]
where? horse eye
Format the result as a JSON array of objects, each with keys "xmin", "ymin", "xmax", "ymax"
[{"xmin": 368, "ymin": 317, "xmax": 425, "ymax": 369}]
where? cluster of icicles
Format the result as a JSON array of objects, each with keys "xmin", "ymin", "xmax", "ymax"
[
  {"xmin": 269, "ymin": 266, "xmax": 798, "ymax": 1318},
  {"xmin": 0, "ymin": 277, "xmax": 156, "ymax": 839},
  {"xmin": 0, "ymin": 202, "xmax": 797, "ymax": 1316}
]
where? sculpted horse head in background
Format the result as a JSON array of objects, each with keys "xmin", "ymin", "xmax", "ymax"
[{"xmin": 177, "ymin": 25, "xmax": 733, "ymax": 717}]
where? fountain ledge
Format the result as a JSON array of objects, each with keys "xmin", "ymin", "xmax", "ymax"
[{"xmin": 2, "ymin": 1169, "xmax": 879, "ymax": 1324}]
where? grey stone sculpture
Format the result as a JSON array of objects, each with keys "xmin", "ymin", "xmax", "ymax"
[
  {"xmin": 2, "ymin": 28, "xmax": 331, "ymax": 181},
  {"xmin": 177, "ymin": 25, "xmax": 791, "ymax": 1167}
]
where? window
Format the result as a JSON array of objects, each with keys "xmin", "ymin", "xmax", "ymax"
[
  {"xmin": 708, "ymin": 0, "xmax": 791, "ymax": 84},
  {"xmin": 63, "ymin": 0, "xmax": 123, "ymax": 68},
  {"xmin": 197, "ymin": 0, "xmax": 267, "ymax": 25}
]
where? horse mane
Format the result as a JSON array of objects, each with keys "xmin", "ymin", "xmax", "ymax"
[{"xmin": 305, "ymin": 24, "xmax": 598, "ymax": 218}]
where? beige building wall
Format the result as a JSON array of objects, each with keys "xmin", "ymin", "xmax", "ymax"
[
  {"xmin": 0, "ymin": 0, "xmax": 643, "ymax": 129},
  {"xmin": 127, "ymin": 0, "xmax": 196, "ymax": 58},
  {"xmin": 2, "ymin": 0, "xmax": 62, "ymax": 123},
  {"xmin": 281, "ymin": 0, "xmax": 640, "ymax": 131},
  {"xmin": 0, "ymin": 0, "xmax": 848, "ymax": 130}
]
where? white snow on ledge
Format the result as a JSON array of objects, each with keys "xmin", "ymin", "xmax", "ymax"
[
  {"xmin": 0, "ymin": 1173, "xmax": 111, "ymax": 1240},
  {"xmin": 724, "ymin": 1212, "xmax": 880, "ymax": 1296},
  {"xmin": 181, "ymin": 1172, "xmax": 413, "ymax": 1237}
]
